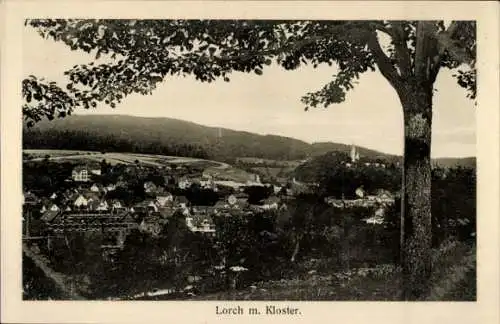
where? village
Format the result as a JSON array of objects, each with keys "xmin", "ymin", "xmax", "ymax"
[{"xmin": 22, "ymin": 146, "xmax": 396, "ymax": 254}]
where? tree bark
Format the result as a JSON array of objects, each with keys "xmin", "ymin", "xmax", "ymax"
[
  {"xmin": 398, "ymin": 79, "xmax": 433, "ymax": 300},
  {"xmin": 371, "ymin": 21, "xmax": 440, "ymax": 300}
]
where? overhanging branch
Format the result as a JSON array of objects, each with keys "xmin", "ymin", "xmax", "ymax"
[
  {"xmin": 213, "ymin": 36, "xmax": 326, "ymax": 63},
  {"xmin": 204, "ymin": 22, "xmax": 374, "ymax": 64},
  {"xmin": 367, "ymin": 32, "xmax": 402, "ymax": 89}
]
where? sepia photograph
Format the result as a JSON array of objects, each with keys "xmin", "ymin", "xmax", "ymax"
[
  {"xmin": 20, "ymin": 18, "xmax": 477, "ymax": 302},
  {"xmin": 1, "ymin": 1, "xmax": 499, "ymax": 323}
]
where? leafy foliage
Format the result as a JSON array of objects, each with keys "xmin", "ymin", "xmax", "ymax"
[{"xmin": 23, "ymin": 20, "xmax": 475, "ymax": 124}]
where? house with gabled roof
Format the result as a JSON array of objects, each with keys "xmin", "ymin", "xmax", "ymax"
[
  {"xmin": 143, "ymin": 181, "xmax": 158, "ymax": 194},
  {"xmin": 186, "ymin": 214, "xmax": 216, "ymax": 235},
  {"xmin": 261, "ymin": 196, "xmax": 280, "ymax": 210},
  {"xmin": 22, "ymin": 191, "xmax": 39, "ymax": 205},
  {"xmin": 90, "ymin": 183, "xmax": 103, "ymax": 193},
  {"xmin": 72, "ymin": 165, "xmax": 101, "ymax": 182},
  {"xmin": 48, "ymin": 203, "xmax": 60, "ymax": 212},
  {"xmin": 73, "ymin": 194, "xmax": 89, "ymax": 209},
  {"xmin": 109, "ymin": 199, "xmax": 126, "ymax": 212},
  {"xmin": 178, "ymin": 177, "xmax": 191, "ymax": 190},
  {"xmin": 72, "ymin": 165, "xmax": 90, "ymax": 182},
  {"xmin": 118, "ymin": 212, "xmax": 136, "ymax": 225},
  {"xmin": 90, "ymin": 200, "xmax": 109, "ymax": 211},
  {"xmin": 131, "ymin": 200, "xmax": 159, "ymax": 214}
]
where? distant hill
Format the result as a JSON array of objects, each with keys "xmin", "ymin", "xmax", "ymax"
[
  {"xmin": 23, "ymin": 114, "xmax": 313, "ymax": 161},
  {"xmin": 23, "ymin": 114, "xmax": 475, "ymax": 167}
]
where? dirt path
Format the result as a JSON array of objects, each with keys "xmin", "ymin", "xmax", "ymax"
[{"xmin": 23, "ymin": 243, "xmax": 85, "ymax": 300}]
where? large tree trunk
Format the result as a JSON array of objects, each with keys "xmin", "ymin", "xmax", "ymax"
[
  {"xmin": 370, "ymin": 21, "xmax": 440, "ymax": 300},
  {"xmin": 399, "ymin": 80, "xmax": 433, "ymax": 300}
]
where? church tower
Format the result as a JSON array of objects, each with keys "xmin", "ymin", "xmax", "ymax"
[{"xmin": 350, "ymin": 144, "xmax": 360, "ymax": 163}]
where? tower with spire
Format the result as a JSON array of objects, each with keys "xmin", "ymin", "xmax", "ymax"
[{"xmin": 350, "ymin": 143, "xmax": 360, "ymax": 163}]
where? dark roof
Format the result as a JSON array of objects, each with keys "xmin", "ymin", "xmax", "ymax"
[{"xmin": 41, "ymin": 210, "xmax": 60, "ymax": 223}]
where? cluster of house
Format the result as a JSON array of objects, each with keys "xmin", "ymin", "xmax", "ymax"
[
  {"xmin": 324, "ymin": 187, "xmax": 396, "ymax": 224},
  {"xmin": 23, "ymin": 163, "xmax": 290, "ymax": 242},
  {"xmin": 24, "ymin": 159, "xmax": 397, "ymax": 244}
]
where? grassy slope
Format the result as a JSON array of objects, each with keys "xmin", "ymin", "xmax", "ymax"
[{"xmin": 190, "ymin": 241, "xmax": 475, "ymax": 301}]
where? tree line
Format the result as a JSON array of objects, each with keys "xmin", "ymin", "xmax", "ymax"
[{"xmin": 23, "ymin": 128, "xmax": 210, "ymax": 159}]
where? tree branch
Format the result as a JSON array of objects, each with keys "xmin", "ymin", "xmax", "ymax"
[
  {"xmin": 208, "ymin": 22, "xmax": 373, "ymax": 64},
  {"xmin": 214, "ymin": 36, "xmax": 326, "ymax": 62},
  {"xmin": 391, "ymin": 21, "xmax": 412, "ymax": 79},
  {"xmin": 429, "ymin": 21, "xmax": 471, "ymax": 83},
  {"xmin": 367, "ymin": 32, "xmax": 402, "ymax": 89},
  {"xmin": 414, "ymin": 21, "xmax": 438, "ymax": 81}
]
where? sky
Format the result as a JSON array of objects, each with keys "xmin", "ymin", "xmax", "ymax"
[{"xmin": 22, "ymin": 25, "xmax": 476, "ymax": 158}]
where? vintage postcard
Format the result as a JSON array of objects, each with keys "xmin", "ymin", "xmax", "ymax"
[{"xmin": 1, "ymin": 1, "xmax": 499, "ymax": 323}]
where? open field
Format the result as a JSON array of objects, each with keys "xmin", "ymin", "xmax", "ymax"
[
  {"xmin": 24, "ymin": 149, "xmax": 255, "ymax": 182},
  {"xmin": 23, "ymin": 149, "xmax": 94, "ymax": 159}
]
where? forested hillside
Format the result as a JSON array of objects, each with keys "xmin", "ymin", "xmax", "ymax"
[
  {"xmin": 23, "ymin": 115, "xmax": 312, "ymax": 161},
  {"xmin": 23, "ymin": 114, "xmax": 475, "ymax": 167}
]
